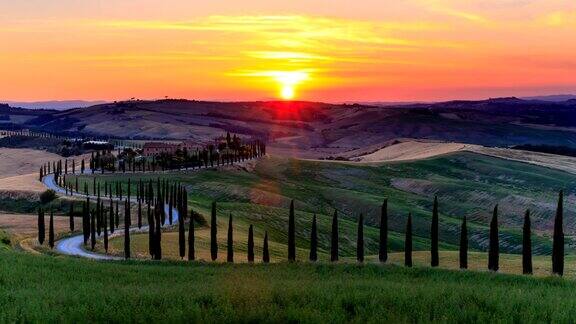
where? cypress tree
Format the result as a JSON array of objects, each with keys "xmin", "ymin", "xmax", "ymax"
[
  {"xmin": 148, "ymin": 203, "xmax": 155, "ymax": 258},
  {"xmin": 103, "ymin": 207, "xmax": 108, "ymax": 253},
  {"xmin": 357, "ymin": 213, "xmax": 364, "ymax": 263},
  {"xmin": 248, "ymin": 224, "xmax": 254, "ymax": 263},
  {"xmin": 431, "ymin": 196, "xmax": 439, "ymax": 267},
  {"xmin": 115, "ymin": 200, "xmax": 120, "ymax": 228},
  {"xmin": 188, "ymin": 209, "xmax": 195, "ymax": 261},
  {"xmin": 405, "ymin": 213, "xmax": 412, "ymax": 267},
  {"xmin": 48, "ymin": 209, "xmax": 55, "ymax": 248},
  {"xmin": 331, "ymin": 210, "xmax": 339, "ymax": 262},
  {"xmin": 288, "ymin": 200, "xmax": 296, "ymax": 262},
  {"xmin": 178, "ymin": 208, "xmax": 185, "ymax": 259},
  {"xmin": 137, "ymin": 200, "xmax": 142, "ymax": 229},
  {"xmin": 169, "ymin": 186, "xmax": 173, "ymax": 225},
  {"xmin": 552, "ymin": 191, "xmax": 564, "ymax": 276},
  {"xmin": 522, "ymin": 210, "xmax": 532, "ymax": 275},
  {"xmin": 379, "ymin": 199, "xmax": 388, "ymax": 263},
  {"xmin": 69, "ymin": 202, "xmax": 74, "ymax": 232},
  {"xmin": 154, "ymin": 206, "xmax": 162, "ymax": 260},
  {"xmin": 96, "ymin": 198, "xmax": 101, "ymax": 236},
  {"xmin": 159, "ymin": 192, "xmax": 166, "ymax": 225},
  {"xmin": 90, "ymin": 210, "xmax": 96, "ymax": 250},
  {"xmin": 210, "ymin": 201, "xmax": 218, "ymax": 261},
  {"xmin": 460, "ymin": 216, "xmax": 468, "ymax": 269},
  {"xmin": 227, "ymin": 214, "xmax": 234, "ymax": 263},
  {"xmin": 488, "ymin": 205, "xmax": 499, "ymax": 272},
  {"xmin": 109, "ymin": 199, "xmax": 115, "ymax": 234},
  {"xmin": 124, "ymin": 200, "xmax": 130, "ymax": 259},
  {"xmin": 263, "ymin": 231, "xmax": 270, "ymax": 263},
  {"xmin": 83, "ymin": 198, "xmax": 90, "ymax": 245},
  {"xmin": 309, "ymin": 214, "xmax": 318, "ymax": 262},
  {"xmin": 38, "ymin": 207, "xmax": 45, "ymax": 245}
]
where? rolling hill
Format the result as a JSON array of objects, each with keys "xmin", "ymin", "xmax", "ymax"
[{"xmin": 1, "ymin": 98, "xmax": 576, "ymax": 158}]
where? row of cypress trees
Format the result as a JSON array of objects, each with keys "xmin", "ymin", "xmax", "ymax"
[
  {"xmin": 40, "ymin": 139, "xmax": 266, "ymax": 182},
  {"xmin": 39, "ymin": 174, "xmax": 567, "ymax": 276},
  {"xmin": 280, "ymin": 191, "xmax": 566, "ymax": 275}
]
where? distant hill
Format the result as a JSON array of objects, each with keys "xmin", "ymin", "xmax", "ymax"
[
  {"xmin": 1, "ymin": 100, "xmax": 107, "ymax": 110},
  {"xmin": 2, "ymin": 98, "xmax": 576, "ymax": 157},
  {"xmin": 522, "ymin": 94, "xmax": 576, "ymax": 102}
]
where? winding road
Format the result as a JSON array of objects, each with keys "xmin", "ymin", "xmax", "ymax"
[{"xmin": 43, "ymin": 173, "xmax": 180, "ymax": 260}]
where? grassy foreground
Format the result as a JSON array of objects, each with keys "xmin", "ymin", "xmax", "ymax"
[{"xmin": 1, "ymin": 249, "xmax": 576, "ymax": 323}]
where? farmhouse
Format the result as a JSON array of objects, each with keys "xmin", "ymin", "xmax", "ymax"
[{"xmin": 142, "ymin": 142, "xmax": 179, "ymax": 156}]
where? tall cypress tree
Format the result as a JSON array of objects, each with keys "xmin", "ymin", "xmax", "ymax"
[
  {"xmin": 460, "ymin": 216, "xmax": 468, "ymax": 269},
  {"xmin": 488, "ymin": 205, "xmax": 499, "ymax": 272},
  {"xmin": 188, "ymin": 209, "xmax": 195, "ymax": 261},
  {"xmin": 379, "ymin": 199, "xmax": 388, "ymax": 263},
  {"xmin": 154, "ymin": 206, "xmax": 162, "ymax": 260},
  {"xmin": 210, "ymin": 201, "xmax": 218, "ymax": 261},
  {"xmin": 248, "ymin": 224, "xmax": 254, "ymax": 263},
  {"xmin": 115, "ymin": 200, "xmax": 120, "ymax": 229},
  {"xmin": 124, "ymin": 200, "xmax": 130, "ymax": 259},
  {"xmin": 96, "ymin": 198, "xmax": 101, "ymax": 236},
  {"xmin": 84, "ymin": 198, "xmax": 90, "ymax": 245},
  {"xmin": 148, "ymin": 203, "xmax": 155, "ymax": 259},
  {"xmin": 357, "ymin": 213, "xmax": 364, "ymax": 263},
  {"xmin": 38, "ymin": 207, "xmax": 45, "ymax": 245},
  {"xmin": 309, "ymin": 214, "xmax": 318, "ymax": 262},
  {"xmin": 405, "ymin": 213, "xmax": 412, "ymax": 267},
  {"xmin": 69, "ymin": 203, "xmax": 74, "ymax": 232},
  {"xmin": 227, "ymin": 214, "xmax": 234, "ymax": 263},
  {"xmin": 331, "ymin": 210, "xmax": 339, "ymax": 262},
  {"xmin": 48, "ymin": 209, "xmax": 54, "ymax": 248},
  {"xmin": 169, "ymin": 187, "xmax": 173, "ymax": 225},
  {"xmin": 103, "ymin": 207, "xmax": 109, "ymax": 253},
  {"xmin": 178, "ymin": 209, "xmax": 186, "ymax": 259},
  {"xmin": 522, "ymin": 210, "xmax": 532, "ymax": 275},
  {"xmin": 109, "ymin": 200, "xmax": 115, "ymax": 234},
  {"xmin": 137, "ymin": 200, "xmax": 142, "ymax": 229},
  {"xmin": 90, "ymin": 210, "xmax": 96, "ymax": 250},
  {"xmin": 431, "ymin": 196, "xmax": 439, "ymax": 267},
  {"xmin": 288, "ymin": 200, "xmax": 296, "ymax": 262},
  {"xmin": 552, "ymin": 191, "xmax": 564, "ymax": 276},
  {"xmin": 262, "ymin": 231, "xmax": 270, "ymax": 263}
]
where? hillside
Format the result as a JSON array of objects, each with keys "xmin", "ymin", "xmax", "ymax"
[
  {"xmin": 2, "ymin": 98, "xmax": 576, "ymax": 158},
  {"xmin": 70, "ymin": 152, "xmax": 576, "ymax": 257}
]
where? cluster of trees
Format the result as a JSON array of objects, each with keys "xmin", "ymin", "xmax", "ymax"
[
  {"xmin": 150, "ymin": 140, "xmax": 266, "ymax": 171},
  {"xmin": 39, "ymin": 136, "xmax": 266, "ymax": 182}
]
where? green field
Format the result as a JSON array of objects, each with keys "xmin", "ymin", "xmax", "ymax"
[
  {"xmin": 2, "ymin": 247, "xmax": 576, "ymax": 322},
  {"xmin": 2, "ymin": 152, "xmax": 575, "ymax": 322},
  {"xmin": 69, "ymin": 152, "xmax": 575, "ymax": 258}
]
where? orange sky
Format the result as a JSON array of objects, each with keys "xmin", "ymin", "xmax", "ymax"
[{"xmin": 1, "ymin": 0, "xmax": 575, "ymax": 102}]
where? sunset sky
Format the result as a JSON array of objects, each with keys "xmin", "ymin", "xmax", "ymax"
[{"xmin": 1, "ymin": 0, "xmax": 575, "ymax": 102}]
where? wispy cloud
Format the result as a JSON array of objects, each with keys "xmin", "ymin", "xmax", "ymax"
[{"xmin": 541, "ymin": 10, "xmax": 576, "ymax": 27}]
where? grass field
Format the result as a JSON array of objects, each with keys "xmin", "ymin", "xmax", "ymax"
[
  {"xmin": 1, "ymin": 246, "xmax": 576, "ymax": 322},
  {"xmin": 69, "ymin": 152, "xmax": 575, "ymax": 258},
  {"xmin": 1, "ymin": 151, "xmax": 575, "ymax": 322}
]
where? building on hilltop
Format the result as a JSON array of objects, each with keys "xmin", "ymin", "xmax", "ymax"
[
  {"xmin": 142, "ymin": 142, "xmax": 179, "ymax": 156},
  {"xmin": 179, "ymin": 139, "xmax": 201, "ymax": 152}
]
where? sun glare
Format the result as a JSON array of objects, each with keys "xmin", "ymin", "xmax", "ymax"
[
  {"xmin": 231, "ymin": 70, "xmax": 310, "ymax": 100},
  {"xmin": 272, "ymin": 71, "xmax": 309, "ymax": 100},
  {"xmin": 280, "ymin": 85, "xmax": 295, "ymax": 100}
]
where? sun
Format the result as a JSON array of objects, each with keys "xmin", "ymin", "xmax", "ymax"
[
  {"xmin": 280, "ymin": 85, "xmax": 295, "ymax": 100},
  {"xmin": 272, "ymin": 71, "xmax": 309, "ymax": 100}
]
